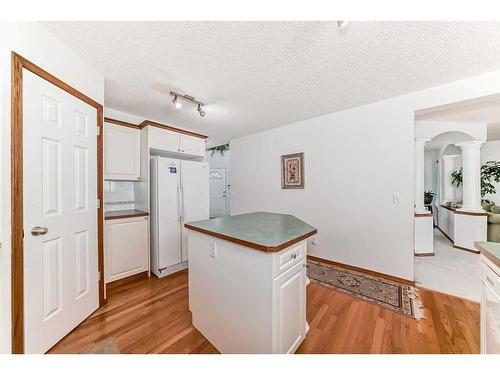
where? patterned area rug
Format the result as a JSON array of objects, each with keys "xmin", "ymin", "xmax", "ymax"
[
  {"xmin": 80, "ymin": 337, "xmax": 121, "ymax": 354},
  {"xmin": 307, "ymin": 259, "xmax": 423, "ymax": 319}
]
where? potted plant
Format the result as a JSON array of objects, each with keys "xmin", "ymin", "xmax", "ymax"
[
  {"xmin": 424, "ymin": 190, "xmax": 435, "ymax": 205},
  {"xmin": 451, "ymin": 160, "xmax": 500, "ymax": 204}
]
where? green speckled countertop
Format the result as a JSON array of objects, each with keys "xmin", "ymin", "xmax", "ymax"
[
  {"xmin": 475, "ymin": 241, "xmax": 500, "ymax": 268},
  {"xmin": 185, "ymin": 212, "xmax": 317, "ymax": 252}
]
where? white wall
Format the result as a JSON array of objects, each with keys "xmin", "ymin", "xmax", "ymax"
[
  {"xmin": 230, "ymin": 69, "xmax": 500, "ymax": 281},
  {"xmin": 415, "ymin": 120, "xmax": 487, "ymax": 140},
  {"xmin": 0, "ymin": 22, "xmax": 105, "ymax": 353},
  {"xmin": 481, "ymin": 140, "xmax": 500, "ymax": 204}
]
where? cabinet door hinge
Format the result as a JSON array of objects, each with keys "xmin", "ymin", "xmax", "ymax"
[
  {"xmin": 98, "ymin": 271, "xmax": 101, "ymax": 281},
  {"xmin": 97, "ymin": 126, "xmax": 100, "ymax": 136},
  {"xmin": 97, "ymin": 199, "xmax": 101, "ymax": 209}
]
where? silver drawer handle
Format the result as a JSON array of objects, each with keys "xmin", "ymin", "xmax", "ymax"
[
  {"xmin": 291, "ymin": 253, "xmax": 297, "ymax": 259},
  {"xmin": 486, "ymin": 276, "xmax": 495, "ymax": 287},
  {"xmin": 31, "ymin": 226, "xmax": 48, "ymax": 236}
]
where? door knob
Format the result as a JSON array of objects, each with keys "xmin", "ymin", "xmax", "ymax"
[{"xmin": 31, "ymin": 226, "xmax": 48, "ymax": 236}]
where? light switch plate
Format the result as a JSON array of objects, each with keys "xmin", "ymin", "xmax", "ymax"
[
  {"xmin": 209, "ymin": 242, "xmax": 217, "ymax": 258},
  {"xmin": 393, "ymin": 194, "xmax": 401, "ymax": 204}
]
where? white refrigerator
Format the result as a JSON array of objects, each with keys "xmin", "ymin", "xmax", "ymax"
[{"xmin": 150, "ymin": 156, "xmax": 209, "ymax": 277}]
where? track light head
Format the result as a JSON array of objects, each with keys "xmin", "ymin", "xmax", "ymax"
[
  {"xmin": 172, "ymin": 95, "xmax": 182, "ymax": 109},
  {"xmin": 197, "ymin": 104, "xmax": 205, "ymax": 118}
]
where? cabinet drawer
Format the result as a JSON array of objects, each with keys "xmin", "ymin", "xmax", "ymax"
[
  {"xmin": 273, "ymin": 241, "xmax": 306, "ymax": 277},
  {"xmin": 482, "ymin": 258, "xmax": 500, "ymax": 294}
]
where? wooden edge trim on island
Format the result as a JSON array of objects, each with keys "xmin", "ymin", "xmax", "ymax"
[
  {"xmin": 106, "ymin": 271, "xmax": 149, "ymax": 291},
  {"xmin": 10, "ymin": 52, "xmax": 105, "ymax": 354},
  {"xmin": 307, "ymin": 255, "xmax": 415, "ymax": 286},
  {"xmin": 475, "ymin": 242, "xmax": 500, "ymax": 268},
  {"xmin": 184, "ymin": 223, "xmax": 317, "ymax": 252},
  {"xmin": 104, "ymin": 211, "xmax": 149, "ymax": 220},
  {"xmin": 414, "ymin": 252, "xmax": 435, "ymax": 257},
  {"xmin": 139, "ymin": 120, "xmax": 208, "ymax": 139},
  {"xmin": 414, "ymin": 213, "xmax": 433, "ymax": 217}
]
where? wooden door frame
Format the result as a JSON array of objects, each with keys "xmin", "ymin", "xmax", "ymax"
[{"xmin": 10, "ymin": 52, "xmax": 105, "ymax": 354}]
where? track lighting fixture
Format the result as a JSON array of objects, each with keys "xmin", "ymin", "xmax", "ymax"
[
  {"xmin": 172, "ymin": 95, "xmax": 182, "ymax": 109},
  {"xmin": 197, "ymin": 104, "xmax": 205, "ymax": 118},
  {"xmin": 170, "ymin": 91, "xmax": 206, "ymax": 118}
]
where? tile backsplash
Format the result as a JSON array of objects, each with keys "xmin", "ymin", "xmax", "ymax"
[{"xmin": 104, "ymin": 181, "xmax": 136, "ymax": 211}]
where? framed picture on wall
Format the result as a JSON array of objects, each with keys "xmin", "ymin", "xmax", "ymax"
[{"xmin": 281, "ymin": 152, "xmax": 304, "ymax": 189}]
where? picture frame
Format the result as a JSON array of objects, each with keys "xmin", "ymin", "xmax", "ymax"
[{"xmin": 281, "ymin": 152, "xmax": 304, "ymax": 189}]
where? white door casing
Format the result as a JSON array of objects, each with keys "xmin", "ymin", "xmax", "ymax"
[
  {"xmin": 23, "ymin": 69, "xmax": 99, "ymax": 353},
  {"xmin": 209, "ymin": 168, "xmax": 227, "ymax": 219}
]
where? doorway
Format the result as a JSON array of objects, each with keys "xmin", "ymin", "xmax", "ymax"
[
  {"xmin": 11, "ymin": 53, "xmax": 104, "ymax": 353},
  {"xmin": 209, "ymin": 168, "xmax": 228, "ymax": 218}
]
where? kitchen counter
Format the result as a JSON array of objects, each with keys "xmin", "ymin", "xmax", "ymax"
[
  {"xmin": 104, "ymin": 209, "xmax": 149, "ymax": 220},
  {"xmin": 475, "ymin": 241, "xmax": 500, "ymax": 268},
  {"xmin": 184, "ymin": 212, "xmax": 317, "ymax": 252}
]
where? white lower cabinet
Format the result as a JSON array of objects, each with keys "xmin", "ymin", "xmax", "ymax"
[
  {"xmin": 105, "ymin": 216, "xmax": 149, "ymax": 283},
  {"xmin": 273, "ymin": 262, "xmax": 307, "ymax": 353},
  {"xmin": 188, "ymin": 230, "xmax": 308, "ymax": 354},
  {"xmin": 481, "ymin": 256, "xmax": 500, "ymax": 354}
]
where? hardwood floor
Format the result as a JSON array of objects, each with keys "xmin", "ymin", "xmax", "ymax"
[{"xmin": 48, "ymin": 270, "xmax": 479, "ymax": 354}]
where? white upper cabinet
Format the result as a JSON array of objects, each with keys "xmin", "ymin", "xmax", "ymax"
[
  {"xmin": 104, "ymin": 122, "xmax": 141, "ymax": 180},
  {"xmin": 148, "ymin": 124, "xmax": 206, "ymax": 157},
  {"xmin": 180, "ymin": 134, "xmax": 205, "ymax": 156},
  {"xmin": 148, "ymin": 126, "xmax": 181, "ymax": 153}
]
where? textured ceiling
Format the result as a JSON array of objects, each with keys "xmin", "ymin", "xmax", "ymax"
[{"xmin": 41, "ymin": 21, "xmax": 500, "ymax": 146}]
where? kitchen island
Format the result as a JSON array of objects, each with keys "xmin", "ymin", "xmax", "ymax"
[{"xmin": 185, "ymin": 212, "xmax": 317, "ymax": 354}]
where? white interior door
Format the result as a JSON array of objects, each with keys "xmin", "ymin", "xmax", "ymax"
[
  {"xmin": 181, "ymin": 161, "xmax": 209, "ymax": 261},
  {"xmin": 209, "ymin": 168, "xmax": 227, "ymax": 218},
  {"xmin": 23, "ymin": 69, "xmax": 99, "ymax": 353}
]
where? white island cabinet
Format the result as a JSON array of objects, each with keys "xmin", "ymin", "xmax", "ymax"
[
  {"xmin": 475, "ymin": 241, "xmax": 500, "ymax": 354},
  {"xmin": 186, "ymin": 212, "xmax": 317, "ymax": 354}
]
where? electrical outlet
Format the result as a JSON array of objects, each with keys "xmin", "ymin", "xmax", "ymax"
[
  {"xmin": 311, "ymin": 237, "xmax": 318, "ymax": 246},
  {"xmin": 393, "ymin": 194, "xmax": 401, "ymax": 204},
  {"xmin": 209, "ymin": 242, "xmax": 217, "ymax": 258}
]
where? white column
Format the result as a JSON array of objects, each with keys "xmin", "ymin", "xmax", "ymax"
[
  {"xmin": 457, "ymin": 140, "xmax": 484, "ymax": 212},
  {"xmin": 440, "ymin": 154, "xmax": 460, "ymax": 204},
  {"xmin": 415, "ymin": 138, "xmax": 431, "ymax": 213}
]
